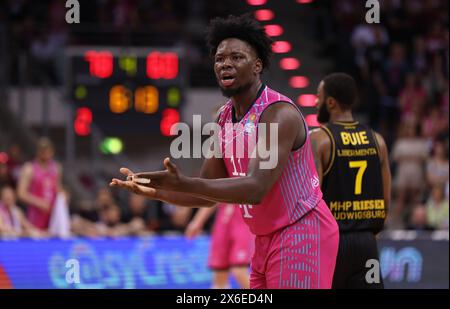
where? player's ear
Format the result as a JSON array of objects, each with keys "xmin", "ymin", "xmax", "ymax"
[
  {"xmin": 254, "ymin": 58, "xmax": 263, "ymax": 75},
  {"xmin": 326, "ymin": 97, "xmax": 336, "ymax": 109}
]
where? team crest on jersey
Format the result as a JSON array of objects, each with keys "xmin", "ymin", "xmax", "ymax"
[
  {"xmin": 311, "ymin": 175, "xmax": 320, "ymax": 188},
  {"xmin": 244, "ymin": 113, "xmax": 257, "ymax": 134}
]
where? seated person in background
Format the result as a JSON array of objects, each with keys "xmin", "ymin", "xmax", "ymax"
[
  {"xmin": 121, "ymin": 193, "xmax": 158, "ymax": 235},
  {"xmin": 391, "ymin": 120, "xmax": 428, "ymax": 225},
  {"xmin": 0, "ymin": 186, "xmax": 45, "ymax": 237},
  {"xmin": 72, "ymin": 203, "xmax": 130, "ymax": 237},
  {"xmin": 96, "ymin": 203, "xmax": 129, "ymax": 237},
  {"xmin": 71, "ymin": 188, "xmax": 120, "ymax": 237},
  {"xmin": 426, "ymin": 139, "xmax": 449, "ymax": 188},
  {"xmin": 406, "ymin": 205, "xmax": 435, "ymax": 231},
  {"xmin": 426, "ymin": 185, "xmax": 449, "ymax": 230},
  {"xmin": 0, "ymin": 161, "xmax": 14, "ymax": 190},
  {"xmin": 71, "ymin": 200, "xmax": 101, "ymax": 237},
  {"xmin": 156, "ymin": 201, "xmax": 193, "ymax": 232}
]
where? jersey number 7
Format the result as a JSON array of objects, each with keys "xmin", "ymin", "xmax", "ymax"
[{"xmin": 349, "ymin": 160, "xmax": 367, "ymax": 195}]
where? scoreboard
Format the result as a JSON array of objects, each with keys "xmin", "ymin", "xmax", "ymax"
[{"xmin": 66, "ymin": 47, "xmax": 185, "ymax": 136}]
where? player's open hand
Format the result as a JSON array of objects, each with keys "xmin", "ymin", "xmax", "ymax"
[
  {"xmin": 133, "ymin": 157, "xmax": 184, "ymax": 192},
  {"xmin": 110, "ymin": 167, "xmax": 158, "ymax": 198}
]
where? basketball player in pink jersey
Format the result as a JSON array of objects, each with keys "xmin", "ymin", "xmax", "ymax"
[
  {"xmin": 17, "ymin": 137, "xmax": 62, "ymax": 231},
  {"xmin": 111, "ymin": 14, "xmax": 339, "ymax": 289},
  {"xmin": 185, "ymin": 203, "xmax": 254, "ymax": 289}
]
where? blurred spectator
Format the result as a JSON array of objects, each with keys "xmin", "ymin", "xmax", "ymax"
[
  {"xmin": 363, "ymin": 25, "xmax": 389, "ymax": 76},
  {"xmin": 422, "ymin": 105, "xmax": 449, "ymax": 141},
  {"xmin": 156, "ymin": 201, "xmax": 193, "ymax": 232},
  {"xmin": 71, "ymin": 187, "xmax": 116, "ymax": 237},
  {"xmin": 376, "ymin": 43, "xmax": 410, "ymax": 144},
  {"xmin": 391, "ymin": 121, "xmax": 429, "ymax": 225},
  {"xmin": 71, "ymin": 200, "xmax": 102, "ymax": 237},
  {"xmin": 423, "ymin": 54, "xmax": 448, "ymax": 103},
  {"xmin": 321, "ymin": 3, "xmax": 449, "ymax": 229},
  {"xmin": 351, "ymin": 24, "xmax": 389, "ymax": 69},
  {"xmin": 426, "ymin": 140, "xmax": 449, "ymax": 188},
  {"xmin": 29, "ymin": 27, "xmax": 66, "ymax": 84},
  {"xmin": 426, "ymin": 185, "xmax": 449, "ymax": 230},
  {"xmin": 406, "ymin": 205, "xmax": 435, "ymax": 231},
  {"xmin": 0, "ymin": 161, "xmax": 14, "ymax": 190},
  {"xmin": 5, "ymin": 143, "xmax": 24, "ymax": 188},
  {"xmin": 411, "ymin": 37, "xmax": 428, "ymax": 74},
  {"xmin": 121, "ymin": 193, "xmax": 159, "ymax": 234},
  {"xmin": 75, "ymin": 187, "xmax": 117, "ymax": 223},
  {"xmin": 96, "ymin": 187, "xmax": 115, "ymax": 210},
  {"xmin": 17, "ymin": 137, "xmax": 62, "ymax": 231},
  {"xmin": 96, "ymin": 203, "xmax": 129, "ymax": 237},
  {"xmin": 0, "ymin": 186, "xmax": 45, "ymax": 237},
  {"xmin": 441, "ymin": 80, "xmax": 449, "ymax": 113},
  {"xmin": 71, "ymin": 189, "xmax": 159, "ymax": 237},
  {"xmin": 3, "ymin": 0, "xmax": 243, "ymax": 86},
  {"xmin": 425, "ymin": 22, "xmax": 447, "ymax": 54},
  {"xmin": 71, "ymin": 202, "xmax": 129, "ymax": 238},
  {"xmin": 399, "ymin": 73, "xmax": 427, "ymax": 123}
]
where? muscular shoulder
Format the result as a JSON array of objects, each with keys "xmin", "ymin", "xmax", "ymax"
[
  {"xmin": 259, "ymin": 101, "xmax": 300, "ymax": 124},
  {"xmin": 310, "ymin": 127, "xmax": 332, "ymax": 151},
  {"xmin": 373, "ymin": 131, "xmax": 387, "ymax": 151}
]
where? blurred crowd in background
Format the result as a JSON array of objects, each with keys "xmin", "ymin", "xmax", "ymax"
[
  {"xmin": 0, "ymin": 138, "xmax": 205, "ymax": 238},
  {"xmin": 0, "ymin": 0, "xmax": 448, "ymax": 237},
  {"xmin": 0, "ymin": 0, "xmax": 242, "ymax": 87},
  {"xmin": 313, "ymin": 0, "xmax": 449, "ymax": 229}
]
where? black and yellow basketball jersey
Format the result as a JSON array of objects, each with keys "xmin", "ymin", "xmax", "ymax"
[{"xmin": 321, "ymin": 121, "xmax": 385, "ymax": 233}]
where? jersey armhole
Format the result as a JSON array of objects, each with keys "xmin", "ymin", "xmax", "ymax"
[
  {"xmin": 258, "ymin": 100, "xmax": 307, "ymax": 151},
  {"xmin": 321, "ymin": 126, "xmax": 335, "ymax": 176}
]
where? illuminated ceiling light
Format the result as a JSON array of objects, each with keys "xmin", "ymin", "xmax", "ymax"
[
  {"xmin": 279, "ymin": 58, "xmax": 300, "ymax": 70},
  {"xmin": 297, "ymin": 94, "xmax": 317, "ymax": 107},
  {"xmin": 264, "ymin": 24, "xmax": 284, "ymax": 37},
  {"xmin": 289, "ymin": 76, "xmax": 310, "ymax": 88},
  {"xmin": 254, "ymin": 9, "xmax": 274, "ymax": 21},
  {"xmin": 305, "ymin": 114, "xmax": 320, "ymax": 127},
  {"xmin": 247, "ymin": 0, "xmax": 267, "ymax": 5},
  {"xmin": 296, "ymin": 0, "xmax": 314, "ymax": 4},
  {"xmin": 272, "ymin": 41, "xmax": 292, "ymax": 53}
]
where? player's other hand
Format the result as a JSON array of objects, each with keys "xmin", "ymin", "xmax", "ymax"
[
  {"xmin": 110, "ymin": 167, "xmax": 158, "ymax": 199},
  {"xmin": 185, "ymin": 220, "xmax": 203, "ymax": 239},
  {"xmin": 133, "ymin": 157, "xmax": 184, "ymax": 191}
]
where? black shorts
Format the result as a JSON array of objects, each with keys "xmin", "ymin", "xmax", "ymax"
[{"xmin": 332, "ymin": 231, "xmax": 384, "ymax": 289}]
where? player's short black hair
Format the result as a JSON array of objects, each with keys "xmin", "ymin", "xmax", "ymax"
[
  {"xmin": 206, "ymin": 14, "xmax": 273, "ymax": 70},
  {"xmin": 323, "ymin": 73, "xmax": 358, "ymax": 109}
]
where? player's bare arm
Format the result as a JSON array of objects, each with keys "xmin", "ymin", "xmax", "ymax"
[
  {"xmin": 310, "ymin": 128, "xmax": 331, "ymax": 185},
  {"xmin": 17, "ymin": 163, "xmax": 51, "ymax": 212},
  {"xmin": 110, "ymin": 159, "xmax": 226, "ymax": 208},
  {"xmin": 185, "ymin": 206, "xmax": 217, "ymax": 239},
  {"xmin": 374, "ymin": 132, "xmax": 391, "ymax": 214},
  {"xmin": 110, "ymin": 113, "xmax": 230, "ymax": 208},
  {"xmin": 126, "ymin": 102, "xmax": 302, "ymax": 205}
]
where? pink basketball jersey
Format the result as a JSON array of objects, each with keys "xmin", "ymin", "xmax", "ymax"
[
  {"xmin": 27, "ymin": 160, "xmax": 58, "ymax": 229},
  {"xmin": 217, "ymin": 85, "xmax": 323, "ymax": 235}
]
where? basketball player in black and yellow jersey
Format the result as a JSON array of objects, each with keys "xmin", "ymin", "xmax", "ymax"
[{"xmin": 311, "ymin": 73, "xmax": 391, "ymax": 289}]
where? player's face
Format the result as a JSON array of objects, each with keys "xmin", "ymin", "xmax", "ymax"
[
  {"xmin": 1, "ymin": 187, "xmax": 16, "ymax": 207},
  {"xmin": 37, "ymin": 147, "xmax": 54, "ymax": 163},
  {"xmin": 316, "ymin": 81, "xmax": 330, "ymax": 123},
  {"xmin": 214, "ymin": 38, "xmax": 261, "ymax": 98}
]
